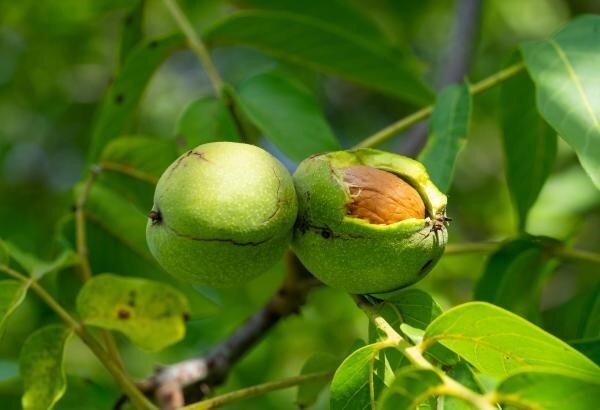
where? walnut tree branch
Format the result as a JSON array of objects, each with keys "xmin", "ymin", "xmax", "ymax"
[
  {"xmin": 133, "ymin": 252, "xmax": 320, "ymax": 409},
  {"xmin": 398, "ymin": 0, "xmax": 482, "ymax": 156}
]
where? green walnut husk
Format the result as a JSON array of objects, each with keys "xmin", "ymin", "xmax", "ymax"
[
  {"xmin": 146, "ymin": 142, "xmax": 297, "ymax": 287},
  {"xmin": 292, "ymin": 149, "xmax": 448, "ymax": 295}
]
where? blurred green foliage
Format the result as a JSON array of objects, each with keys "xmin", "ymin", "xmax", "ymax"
[{"xmin": 1, "ymin": 0, "xmax": 599, "ymax": 409}]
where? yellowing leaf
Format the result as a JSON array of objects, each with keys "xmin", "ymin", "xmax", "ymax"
[{"xmin": 76, "ymin": 274, "xmax": 190, "ymax": 352}]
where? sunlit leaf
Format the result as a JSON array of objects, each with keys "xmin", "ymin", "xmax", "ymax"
[
  {"xmin": 474, "ymin": 236, "xmax": 560, "ymax": 322},
  {"xmin": 89, "ymin": 34, "xmax": 184, "ymax": 161},
  {"xmin": 296, "ymin": 352, "xmax": 338, "ymax": 408},
  {"xmin": 330, "ymin": 343, "xmax": 387, "ymax": 410},
  {"xmin": 76, "ymin": 274, "xmax": 190, "ymax": 351},
  {"xmin": 495, "ymin": 370, "xmax": 600, "ymax": 410},
  {"xmin": 0, "ymin": 280, "xmax": 28, "ymax": 331},
  {"xmin": 500, "ymin": 55, "xmax": 556, "ymax": 230},
  {"xmin": 521, "ymin": 15, "xmax": 600, "ymax": 189},
  {"xmin": 419, "ymin": 83, "xmax": 471, "ymax": 192},
  {"xmin": 176, "ymin": 96, "xmax": 240, "ymax": 152},
  {"xmin": 378, "ymin": 366, "xmax": 443, "ymax": 410},
  {"xmin": 422, "ymin": 302, "xmax": 600, "ymax": 379},
  {"xmin": 373, "ymin": 289, "xmax": 443, "ymax": 330},
  {"xmin": 203, "ymin": 11, "xmax": 432, "ymax": 105},
  {"xmin": 372, "ymin": 289, "xmax": 457, "ymax": 366},
  {"xmin": 20, "ymin": 325, "xmax": 72, "ymax": 410},
  {"xmin": 235, "ymin": 70, "xmax": 339, "ymax": 161}
]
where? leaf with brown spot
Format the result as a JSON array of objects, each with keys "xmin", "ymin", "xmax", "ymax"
[{"xmin": 77, "ymin": 274, "xmax": 190, "ymax": 352}]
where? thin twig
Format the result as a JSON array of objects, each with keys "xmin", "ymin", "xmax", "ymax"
[
  {"xmin": 74, "ymin": 166, "xmax": 127, "ymax": 371},
  {"xmin": 182, "ymin": 371, "xmax": 332, "ymax": 410},
  {"xmin": 162, "ymin": 0, "xmax": 224, "ymax": 95},
  {"xmin": 75, "ymin": 168, "xmax": 101, "ymax": 282},
  {"xmin": 444, "ymin": 241, "xmax": 600, "ymax": 267},
  {"xmin": 162, "ymin": 0, "xmax": 252, "ymax": 143},
  {"xmin": 557, "ymin": 248, "xmax": 600, "ymax": 266},
  {"xmin": 101, "ymin": 161, "xmax": 159, "ymax": 185},
  {"xmin": 133, "ymin": 252, "xmax": 320, "ymax": 408},
  {"xmin": 0, "ymin": 265, "xmax": 156, "ymax": 410},
  {"xmin": 354, "ymin": 62, "xmax": 525, "ymax": 149},
  {"xmin": 355, "ymin": 295, "xmax": 496, "ymax": 410}
]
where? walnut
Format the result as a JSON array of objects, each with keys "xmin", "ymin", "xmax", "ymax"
[{"xmin": 343, "ymin": 165, "xmax": 425, "ymax": 224}]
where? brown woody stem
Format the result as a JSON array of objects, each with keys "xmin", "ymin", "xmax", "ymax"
[{"xmin": 134, "ymin": 252, "xmax": 320, "ymax": 409}]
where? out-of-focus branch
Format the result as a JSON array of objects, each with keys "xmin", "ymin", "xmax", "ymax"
[
  {"xmin": 398, "ymin": 0, "xmax": 482, "ymax": 156},
  {"xmin": 133, "ymin": 252, "xmax": 321, "ymax": 409},
  {"xmin": 75, "ymin": 166, "xmax": 101, "ymax": 282}
]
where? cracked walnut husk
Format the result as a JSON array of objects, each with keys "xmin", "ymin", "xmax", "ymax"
[{"xmin": 292, "ymin": 148, "xmax": 448, "ymax": 295}]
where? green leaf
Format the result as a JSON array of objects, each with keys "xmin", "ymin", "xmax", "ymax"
[
  {"xmin": 422, "ymin": 302, "xmax": 600, "ymax": 379},
  {"xmin": 373, "ymin": 289, "xmax": 443, "ymax": 330},
  {"xmin": 330, "ymin": 343, "xmax": 387, "ymax": 410},
  {"xmin": 235, "ymin": 71, "xmax": 339, "ymax": 161},
  {"xmin": 176, "ymin": 96, "xmax": 240, "ymax": 152},
  {"xmin": 55, "ymin": 376, "xmax": 116, "ymax": 410},
  {"xmin": 0, "ymin": 239, "xmax": 8, "ymax": 266},
  {"xmin": 119, "ymin": 0, "xmax": 145, "ymax": 66},
  {"xmin": 99, "ymin": 136, "xmax": 179, "ymax": 210},
  {"xmin": 500, "ymin": 55, "xmax": 556, "ymax": 230},
  {"xmin": 0, "ymin": 280, "xmax": 28, "ymax": 331},
  {"xmin": 378, "ymin": 367, "xmax": 443, "ymax": 410},
  {"xmin": 100, "ymin": 136, "xmax": 178, "ymax": 183},
  {"xmin": 474, "ymin": 236, "xmax": 559, "ymax": 322},
  {"xmin": 372, "ymin": 290, "xmax": 457, "ymax": 366},
  {"xmin": 2, "ymin": 242, "xmax": 79, "ymax": 280},
  {"xmin": 229, "ymin": 0, "xmax": 384, "ymax": 41},
  {"xmin": 495, "ymin": 370, "xmax": 600, "ymax": 410},
  {"xmin": 296, "ymin": 352, "xmax": 338, "ymax": 408},
  {"xmin": 443, "ymin": 362, "xmax": 482, "ymax": 410},
  {"xmin": 76, "ymin": 274, "xmax": 190, "ymax": 351},
  {"xmin": 20, "ymin": 325, "xmax": 72, "ymax": 410},
  {"xmin": 80, "ymin": 182, "xmax": 151, "ymax": 263},
  {"xmin": 63, "ymin": 183, "xmax": 217, "ymax": 319},
  {"xmin": 203, "ymin": 11, "xmax": 432, "ymax": 105},
  {"xmin": 88, "ymin": 34, "xmax": 184, "ymax": 161},
  {"xmin": 418, "ymin": 83, "xmax": 471, "ymax": 192},
  {"xmin": 521, "ymin": 15, "xmax": 600, "ymax": 189},
  {"xmin": 576, "ymin": 289, "xmax": 599, "ymax": 339},
  {"xmin": 543, "ymin": 284, "xmax": 600, "ymax": 340},
  {"xmin": 570, "ymin": 339, "xmax": 600, "ymax": 366}
]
